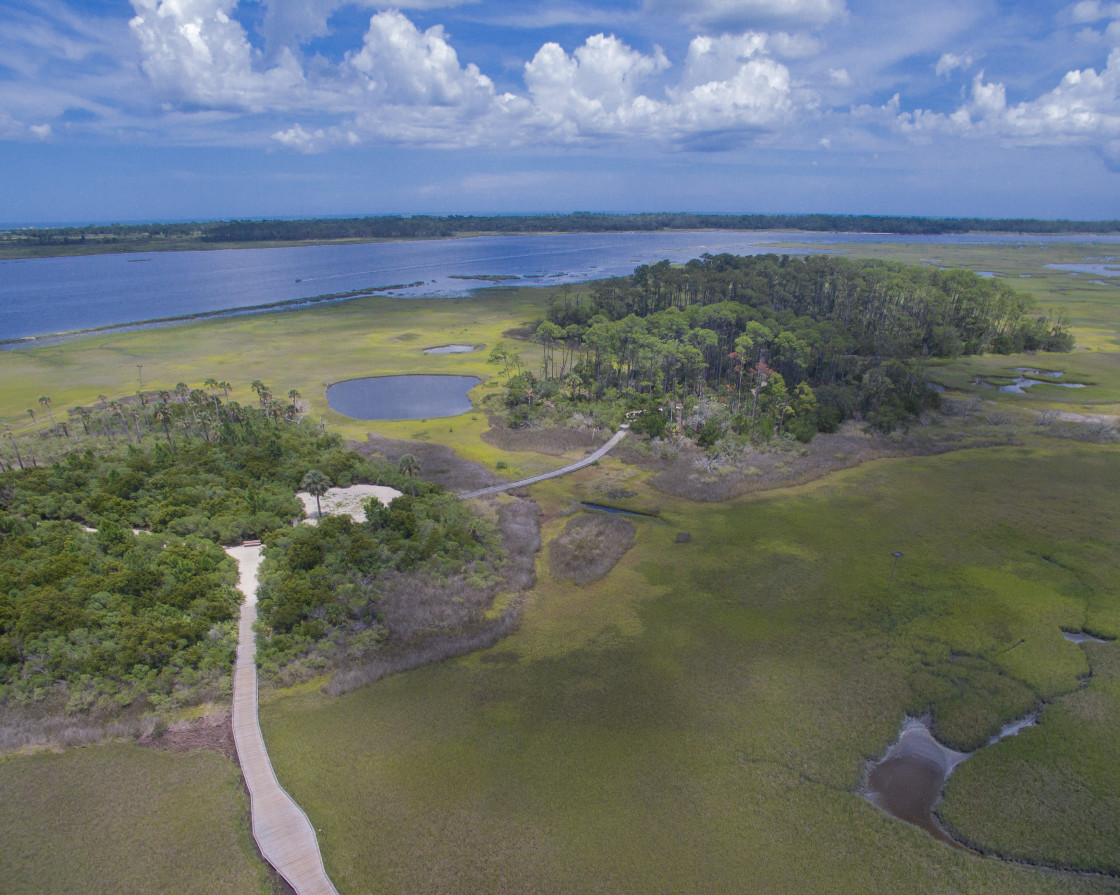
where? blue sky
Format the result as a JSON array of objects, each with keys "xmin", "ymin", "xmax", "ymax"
[{"xmin": 3, "ymin": 0, "xmax": 1120, "ymax": 223}]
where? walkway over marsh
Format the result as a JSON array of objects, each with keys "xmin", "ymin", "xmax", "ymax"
[
  {"xmin": 227, "ymin": 545, "xmax": 340, "ymax": 895},
  {"xmin": 459, "ymin": 426, "xmax": 628, "ymax": 499}
]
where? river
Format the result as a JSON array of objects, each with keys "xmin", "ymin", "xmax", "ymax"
[{"xmin": 4, "ymin": 230, "xmax": 1120, "ymax": 342}]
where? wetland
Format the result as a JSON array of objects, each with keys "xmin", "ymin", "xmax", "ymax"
[{"xmin": 1, "ymin": 235, "xmax": 1119, "ymax": 895}]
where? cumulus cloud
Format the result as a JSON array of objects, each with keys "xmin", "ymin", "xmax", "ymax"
[
  {"xmin": 523, "ymin": 30, "xmax": 808, "ymax": 144},
  {"xmin": 524, "ymin": 33, "xmax": 670, "ymax": 137},
  {"xmin": 883, "ymin": 49, "xmax": 1120, "ymax": 162},
  {"xmin": 346, "ymin": 11, "xmax": 497, "ymax": 106},
  {"xmin": 258, "ymin": 0, "xmax": 472, "ymax": 60},
  {"xmin": 129, "ymin": 0, "xmax": 303, "ymax": 110},
  {"xmin": 121, "ymin": 3, "xmax": 814, "ymax": 151}
]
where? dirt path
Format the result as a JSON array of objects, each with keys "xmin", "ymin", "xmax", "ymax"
[
  {"xmin": 227, "ymin": 545, "xmax": 340, "ymax": 895},
  {"xmin": 459, "ymin": 426, "xmax": 628, "ymax": 499}
]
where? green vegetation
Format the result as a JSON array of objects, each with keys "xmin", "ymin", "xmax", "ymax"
[
  {"xmin": 493, "ymin": 254, "xmax": 1070, "ymax": 442},
  {"xmin": 0, "ymin": 237, "xmax": 1117, "ymax": 892},
  {"xmin": 0, "ymin": 519, "xmax": 238, "ymax": 714},
  {"xmin": 262, "ymin": 446, "xmax": 1119, "ymax": 893},
  {"xmin": 0, "ymin": 397, "xmax": 428, "ymax": 723},
  {"xmin": 5, "ymin": 213, "xmax": 1120, "ymax": 259},
  {"xmin": 255, "ymin": 489, "xmax": 501, "ymax": 677},
  {"xmin": 0, "ymin": 743, "xmax": 270, "ymax": 895}
]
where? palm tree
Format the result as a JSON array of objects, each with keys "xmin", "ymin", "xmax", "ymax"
[
  {"xmin": 153, "ymin": 405, "xmax": 174, "ymax": 449},
  {"xmin": 108, "ymin": 401, "xmax": 132, "ymax": 443},
  {"xmin": 6, "ymin": 429, "xmax": 24, "ymax": 469},
  {"xmin": 300, "ymin": 469, "xmax": 332, "ymax": 518},
  {"xmin": 26, "ymin": 408, "xmax": 41, "ymax": 438},
  {"xmin": 250, "ymin": 380, "xmax": 270, "ymax": 408},
  {"xmin": 38, "ymin": 396, "xmax": 56, "ymax": 434},
  {"xmin": 398, "ymin": 454, "xmax": 420, "ymax": 497}
]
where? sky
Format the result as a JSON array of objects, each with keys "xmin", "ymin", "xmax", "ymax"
[{"xmin": 3, "ymin": 0, "xmax": 1120, "ymax": 223}]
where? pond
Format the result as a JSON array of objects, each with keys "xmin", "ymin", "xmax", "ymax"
[
  {"xmin": 423, "ymin": 344, "xmax": 476, "ymax": 354},
  {"xmin": 327, "ymin": 375, "xmax": 480, "ymax": 420}
]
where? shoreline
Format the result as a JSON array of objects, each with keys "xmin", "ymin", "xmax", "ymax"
[
  {"xmin": 5, "ymin": 224, "xmax": 1120, "ymax": 262},
  {"xmin": 0, "ymin": 282, "xmax": 426, "ymax": 350}
]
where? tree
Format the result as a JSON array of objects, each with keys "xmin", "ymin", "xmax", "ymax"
[
  {"xmin": 153, "ymin": 405, "xmax": 175, "ymax": 449},
  {"xmin": 38, "ymin": 396, "xmax": 56, "ymax": 434},
  {"xmin": 26, "ymin": 408, "xmax": 41, "ymax": 438},
  {"xmin": 301, "ymin": 469, "xmax": 333, "ymax": 518},
  {"xmin": 397, "ymin": 454, "xmax": 420, "ymax": 497}
]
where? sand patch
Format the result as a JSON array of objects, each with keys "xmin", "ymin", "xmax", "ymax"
[{"xmin": 298, "ymin": 483, "xmax": 403, "ymax": 524}]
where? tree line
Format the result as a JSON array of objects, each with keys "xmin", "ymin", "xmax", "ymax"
[
  {"xmin": 4, "ymin": 212, "xmax": 1119, "ymax": 253},
  {"xmin": 491, "ymin": 253, "xmax": 1072, "ymax": 439}
]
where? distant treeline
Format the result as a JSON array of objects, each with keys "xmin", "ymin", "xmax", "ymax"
[{"xmin": 4, "ymin": 212, "xmax": 1120, "ymax": 252}]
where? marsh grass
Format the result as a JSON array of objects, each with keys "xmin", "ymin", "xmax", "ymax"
[
  {"xmin": 548, "ymin": 512, "xmax": 636, "ymax": 584},
  {"xmin": 0, "ymin": 743, "xmax": 270, "ymax": 895},
  {"xmin": 261, "ymin": 445, "xmax": 1120, "ymax": 893},
  {"xmin": 939, "ymin": 641, "xmax": 1120, "ymax": 874}
]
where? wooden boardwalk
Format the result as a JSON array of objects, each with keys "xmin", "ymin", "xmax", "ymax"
[
  {"xmin": 227, "ymin": 545, "xmax": 340, "ymax": 895},
  {"xmin": 459, "ymin": 426, "xmax": 628, "ymax": 499}
]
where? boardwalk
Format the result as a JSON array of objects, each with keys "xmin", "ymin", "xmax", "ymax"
[
  {"xmin": 227, "ymin": 545, "xmax": 340, "ymax": 895},
  {"xmin": 459, "ymin": 426, "xmax": 629, "ymax": 499}
]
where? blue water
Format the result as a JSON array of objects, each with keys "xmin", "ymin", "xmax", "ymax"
[
  {"xmin": 5, "ymin": 230, "xmax": 1120, "ymax": 341},
  {"xmin": 326, "ymin": 374, "xmax": 481, "ymax": 420}
]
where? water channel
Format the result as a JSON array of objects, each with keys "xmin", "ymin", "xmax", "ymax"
[{"xmin": 7, "ymin": 231, "xmax": 1120, "ymax": 341}]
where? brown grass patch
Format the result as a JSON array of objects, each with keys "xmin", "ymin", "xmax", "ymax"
[
  {"xmin": 138, "ymin": 710, "xmax": 236, "ymax": 761},
  {"xmin": 618, "ymin": 423, "xmax": 1017, "ymax": 502},
  {"xmin": 548, "ymin": 513, "xmax": 635, "ymax": 585},
  {"xmin": 481, "ymin": 417, "xmax": 607, "ymax": 457},
  {"xmin": 357, "ymin": 433, "xmax": 503, "ymax": 492},
  {"xmin": 501, "ymin": 323, "xmax": 537, "ymax": 341},
  {"xmin": 325, "ymin": 498, "xmax": 541, "ymax": 696}
]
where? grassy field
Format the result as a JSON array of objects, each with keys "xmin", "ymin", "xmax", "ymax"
[
  {"xmin": 0, "ymin": 744, "xmax": 271, "ymax": 895},
  {"xmin": 1, "ymin": 239, "xmax": 1118, "ymax": 893},
  {"xmin": 259, "ymin": 446, "xmax": 1120, "ymax": 894}
]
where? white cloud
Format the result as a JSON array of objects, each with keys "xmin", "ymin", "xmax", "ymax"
[
  {"xmin": 524, "ymin": 34, "xmax": 671, "ymax": 137},
  {"xmin": 828, "ymin": 67, "xmax": 850, "ymax": 86},
  {"xmin": 523, "ymin": 30, "xmax": 808, "ymax": 144},
  {"xmin": 1069, "ymin": 1, "xmax": 1120, "ymax": 23},
  {"xmin": 29, "ymin": 123, "xmax": 53, "ymax": 139},
  {"xmin": 258, "ymin": 0, "xmax": 474, "ymax": 59},
  {"xmin": 129, "ymin": 0, "xmax": 303, "ymax": 110},
  {"xmin": 671, "ymin": 32, "xmax": 803, "ymax": 131},
  {"xmin": 934, "ymin": 52, "xmax": 973, "ymax": 77},
  {"xmin": 346, "ymin": 11, "xmax": 496, "ymax": 106},
  {"xmin": 272, "ymin": 123, "xmax": 359, "ymax": 152},
  {"xmin": 888, "ymin": 50, "xmax": 1120, "ymax": 160}
]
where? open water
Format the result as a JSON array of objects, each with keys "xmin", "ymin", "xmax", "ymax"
[{"xmin": 5, "ymin": 230, "xmax": 1120, "ymax": 341}]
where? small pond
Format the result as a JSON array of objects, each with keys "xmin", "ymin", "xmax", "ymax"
[
  {"xmin": 327, "ymin": 374, "xmax": 480, "ymax": 420},
  {"xmin": 424, "ymin": 344, "xmax": 476, "ymax": 354}
]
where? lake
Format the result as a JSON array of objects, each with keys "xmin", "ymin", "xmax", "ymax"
[
  {"xmin": 326, "ymin": 375, "xmax": 481, "ymax": 420},
  {"xmin": 5, "ymin": 231, "xmax": 1120, "ymax": 341}
]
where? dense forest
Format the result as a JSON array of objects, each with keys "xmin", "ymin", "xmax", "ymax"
[
  {"xmin": 494, "ymin": 254, "xmax": 1072, "ymax": 438},
  {"xmin": 4, "ymin": 211, "xmax": 1119, "ymax": 254},
  {"xmin": 0, "ymin": 387, "xmax": 498, "ymax": 717}
]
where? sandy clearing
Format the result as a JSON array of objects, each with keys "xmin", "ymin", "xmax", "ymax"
[{"xmin": 297, "ymin": 483, "xmax": 403, "ymax": 524}]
